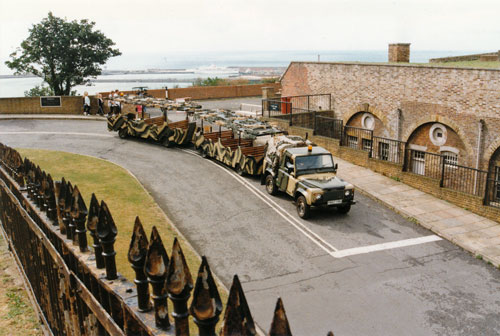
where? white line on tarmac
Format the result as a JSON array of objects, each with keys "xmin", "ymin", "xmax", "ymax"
[
  {"xmin": 181, "ymin": 148, "xmax": 444, "ymax": 259},
  {"xmin": 180, "ymin": 149, "xmax": 340, "ymax": 256},
  {"xmin": 332, "ymin": 235, "xmax": 442, "ymax": 258},
  {"xmin": 0, "ymin": 131, "xmax": 113, "ymax": 138}
]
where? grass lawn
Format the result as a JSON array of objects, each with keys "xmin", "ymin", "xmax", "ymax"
[
  {"xmin": 14, "ymin": 148, "xmax": 228, "ymax": 333},
  {"xmin": 0, "ymin": 235, "xmax": 42, "ymax": 335}
]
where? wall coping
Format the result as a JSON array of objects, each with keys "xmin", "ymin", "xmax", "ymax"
[{"xmin": 280, "ymin": 61, "xmax": 500, "ymax": 82}]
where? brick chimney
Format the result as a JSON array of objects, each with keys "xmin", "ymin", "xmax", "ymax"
[{"xmin": 388, "ymin": 43, "xmax": 411, "ymax": 63}]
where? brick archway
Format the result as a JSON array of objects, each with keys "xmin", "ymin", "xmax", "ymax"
[
  {"xmin": 342, "ymin": 103, "xmax": 389, "ymax": 127},
  {"xmin": 402, "ymin": 114, "xmax": 475, "ymax": 155},
  {"xmin": 484, "ymin": 136, "xmax": 500, "ymax": 169}
]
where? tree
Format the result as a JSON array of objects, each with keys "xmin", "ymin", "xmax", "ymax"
[
  {"xmin": 24, "ymin": 84, "xmax": 54, "ymax": 97},
  {"xmin": 6, "ymin": 12, "xmax": 121, "ymax": 95}
]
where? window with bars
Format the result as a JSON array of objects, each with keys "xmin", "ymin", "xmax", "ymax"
[
  {"xmin": 378, "ymin": 142, "xmax": 389, "ymax": 160},
  {"xmin": 347, "ymin": 136, "xmax": 358, "ymax": 149},
  {"xmin": 442, "ymin": 151, "xmax": 458, "ymax": 166},
  {"xmin": 362, "ymin": 139, "xmax": 372, "ymax": 152},
  {"xmin": 495, "ymin": 166, "xmax": 500, "ymax": 201}
]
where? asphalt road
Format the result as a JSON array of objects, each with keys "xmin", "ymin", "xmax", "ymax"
[{"xmin": 1, "ymin": 119, "xmax": 499, "ymax": 336}]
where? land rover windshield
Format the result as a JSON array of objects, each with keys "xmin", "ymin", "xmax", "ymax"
[{"xmin": 295, "ymin": 154, "xmax": 335, "ymax": 175}]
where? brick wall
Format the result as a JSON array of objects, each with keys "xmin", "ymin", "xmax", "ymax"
[
  {"xmin": 100, "ymin": 83, "xmax": 280, "ymax": 101},
  {"xmin": 280, "ymin": 62, "xmax": 500, "ymax": 170},
  {"xmin": 166, "ymin": 83, "xmax": 280, "ymax": 100},
  {"xmin": 0, "ymin": 96, "xmax": 84, "ymax": 114}
]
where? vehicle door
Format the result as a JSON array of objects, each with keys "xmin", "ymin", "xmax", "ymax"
[{"xmin": 277, "ymin": 154, "xmax": 293, "ymax": 193}]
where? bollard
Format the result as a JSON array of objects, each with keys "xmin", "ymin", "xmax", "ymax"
[
  {"xmin": 166, "ymin": 237, "xmax": 193, "ymax": 336},
  {"xmin": 221, "ymin": 274, "xmax": 256, "ymax": 336},
  {"xmin": 97, "ymin": 200, "xmax": 118, "ymax": 280},
  {"xmin": 87, "ymin": 193, "xmax": 104, "ymax": 269},
  {"xmin": 269, "ymin": 298, "xmax": 292, "ymax": 336},
  {"xmin": 189, "ymin": 256, "xmax": 222, "ymax": 336},
  {"xmin": 145, "ymin": 226, "xmax": 170, "ymax": 329},
  {"xmin": 70, "ymin": 186, "xmax": 88, "ymax": 252},
  {"xmin": 128, "ymin": 217, "xmax": 151, "ymax": 312}
]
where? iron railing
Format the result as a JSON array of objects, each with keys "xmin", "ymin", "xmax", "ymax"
[
  {"xmin": 343, "ymin": 126, "xmax": 373, "ymax": 154},
  {"xmin": 371, "ymin": 136, "xmax": 405, "ymax": 165},
  {"xmin": 405, "ymin": 149, "xmax": 443, "ymax": 180},
  {"xmin": 0, "ymin": 143, "xmax": 332, "ymax": 336},
  {"xmin": 441, "ymin": 163, "xmax": 488, "ymax": 197},
  {"xmin": 314, "ymin": 115, "xmax": 343, "ymax": 140},
  {"xmin": 285, "ymin": 94, "xmax": 332, "ymax": 111},
  {"xmin": 484, "ymin": 170, "xmax": 500, "ymax": 208}
]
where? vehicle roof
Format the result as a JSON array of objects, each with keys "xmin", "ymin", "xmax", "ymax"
[{"xmin": 287, "ymin": 146, "xmax": 331, "ymax": 156}]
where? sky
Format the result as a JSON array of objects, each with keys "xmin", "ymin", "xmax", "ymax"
[{"xmin": 1, "ymin": 0, "xmax": 499, "ymax": 73}]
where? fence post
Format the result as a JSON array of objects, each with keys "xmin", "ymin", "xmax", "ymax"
[
  {"xmin": 440, "ymin": 156, "xmax": 445, "ymax": 187},
  {"xmin": 369, "ymin": 130, "xmax": 373, "ymax": 158},
  {"xmin": 313, "ymin": 111, "xmax": 317, "ymax": 135},
  {"xmin": 483, "ymin": 170, "xmax": 491, "ymax": 205},
  {"xmin": 307, "ymin": 95, "xmax": 310, "ymax": 111}
]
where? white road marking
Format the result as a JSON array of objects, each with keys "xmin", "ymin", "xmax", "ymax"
[
  {"xmin": 332, "ymin": 235, "xmax": 443, "ymax": 258},
  {"xmin": 181, "ymin": 149, "xmax": 340, "ymax": 254},
  {"xmin": 0, "ymin": 131, "xmax": 113, "ymax": 138},
  {"xmin": 181, "ymin": 148, "xmax": 444, "ymax": 259}
]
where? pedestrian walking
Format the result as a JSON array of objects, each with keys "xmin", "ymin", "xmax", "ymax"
[{"xmin": 83, "ymin": 92, "xmax": 91, "ymax": 116}]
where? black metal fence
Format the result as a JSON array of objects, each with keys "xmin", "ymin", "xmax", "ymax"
[
  {"xmin": 314, "ymin": 115, "xmax": 343, "ymax": 140},
  {"xmin": 286, "ymin": 94, "xmax": 332, "ymax": 111},
  {"xmin": 343, "ymin": 126, "xmax": 374, "ymax": 153},
  {"xmin": 485, "ymin": 170, "xmax": 500, "ymax": 208},
  {"xmin": 442, "ymin": 164, "xmax": 488, "ymax": 197},
  {"xmin": 0, "ymin": 143, "xmax": 332, "ymax": 336},
  {"xmin": 371, "ymin": 137, "xmax": 406, "ymax": 165},
  {"xmin": 405, "ymin": 149, "xmax": 444, "ymax": 180}
]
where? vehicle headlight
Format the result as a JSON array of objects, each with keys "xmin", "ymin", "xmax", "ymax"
[
  {"xmin": 345, "ymin": 190, "xmax": 351, "ymax": 196},
  {"xmin": 312, "ymin": 192, "xmax": 323, "ymax": 201}
]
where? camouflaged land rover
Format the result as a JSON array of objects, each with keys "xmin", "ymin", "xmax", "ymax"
[{"xmin": 261, "ymin": 135, "xmax": 355, "ymax": 219}]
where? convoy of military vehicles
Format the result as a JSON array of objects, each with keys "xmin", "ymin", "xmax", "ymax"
[{"xmin": 107, "ymin": 96, "xmax": 355, "ymax": 218}]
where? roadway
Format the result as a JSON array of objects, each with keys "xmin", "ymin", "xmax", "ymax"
[{"xmin": 1, "ymin": 119, "xmax": 499, "ymax": 336}]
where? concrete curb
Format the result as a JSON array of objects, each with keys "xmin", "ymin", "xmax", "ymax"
[{"xmin": 0, "ymin": 114, "xmax": 106, "ymax": 121}]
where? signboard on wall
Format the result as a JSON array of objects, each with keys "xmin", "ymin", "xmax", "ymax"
[
  {"xmin": 269, "ymin": 101, "xmax": 281, "ymax": 112},
  {"xmin": 40, "ymin": 96, "xmax": 61, "ymax": 107}
]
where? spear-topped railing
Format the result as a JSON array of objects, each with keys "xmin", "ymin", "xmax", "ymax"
[{"xmin": 0, "ymin": 143, "xmax": 334, "ymax": 335}]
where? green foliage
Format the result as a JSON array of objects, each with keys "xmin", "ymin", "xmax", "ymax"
[
  {"xmin": 24, "ymin": 85, "xmax": 54, "ymax": 97},
  {"xmin": 261, "ymin": 77, "xmax": 278, "ymax": 83},
  {"xmin": 390, "ymin": 176, "xmax": 401, "ymax": 182},
  {"xmin": 192, "ymin": 77, "xmax": 227, "ymax": 87},
  {"xmin": 6, "ymin": 12, "xmax": 121, "ymax": 95}
]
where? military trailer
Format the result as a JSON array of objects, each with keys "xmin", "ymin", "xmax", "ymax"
[
  {"xmin": 261, "ymin": 135, "xmax": 355, "ymax": 219},
  {"xmin": 107, "ymin": 113, "xmax": 196, "ymax": 147},
  {"xmin": 193, "ymin": 129, "xmax": 267, "ymax": 176}
]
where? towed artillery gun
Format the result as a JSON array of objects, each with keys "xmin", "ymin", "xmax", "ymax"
[
  {"xmin": 261, "ymin": 135, "xmax": 356, "ymax": 219},
  {"xmin": 107, "ymin": 97, "xmax": 198, "ymax": 147}
]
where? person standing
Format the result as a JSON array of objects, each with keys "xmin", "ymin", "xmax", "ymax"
[
  {"xmin": 83, "ymin": 92, "xmax": 91, "ymax": 115},
  {"xmin": 97, "ymin": 94, "xmax": 104, "ymax": 116}
]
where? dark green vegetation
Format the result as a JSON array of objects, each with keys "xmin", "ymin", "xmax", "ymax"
[{"xmin": 6, "ymin": 12, "xmax": 121, "ymax": 96}]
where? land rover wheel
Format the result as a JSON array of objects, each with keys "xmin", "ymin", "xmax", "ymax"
[
  {"xmin": 337, "ymin": 204, "xmax": 351, "ymax": 214},
  {"xmin": 118, "ymin": 129, "xmax": 127, "ymax": 139},
  {"xmin": 236, "ymin": 164, "xmax": 245, "ymax": 176},
  {"xmin": 265, "ymin": 175, "xmax": 277, "ymax": 195},
  {"xmin": 296, "ymin": 195, "xmax": 311, "ymax": 219},
  {"xmin": 162, "ymin": 137, "xmax": 174, "ymax": 148}
]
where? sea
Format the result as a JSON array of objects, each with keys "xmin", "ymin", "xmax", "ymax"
[{"xmin": 0, "ymin": 50, "xmax": 481, "ymax": 98}]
